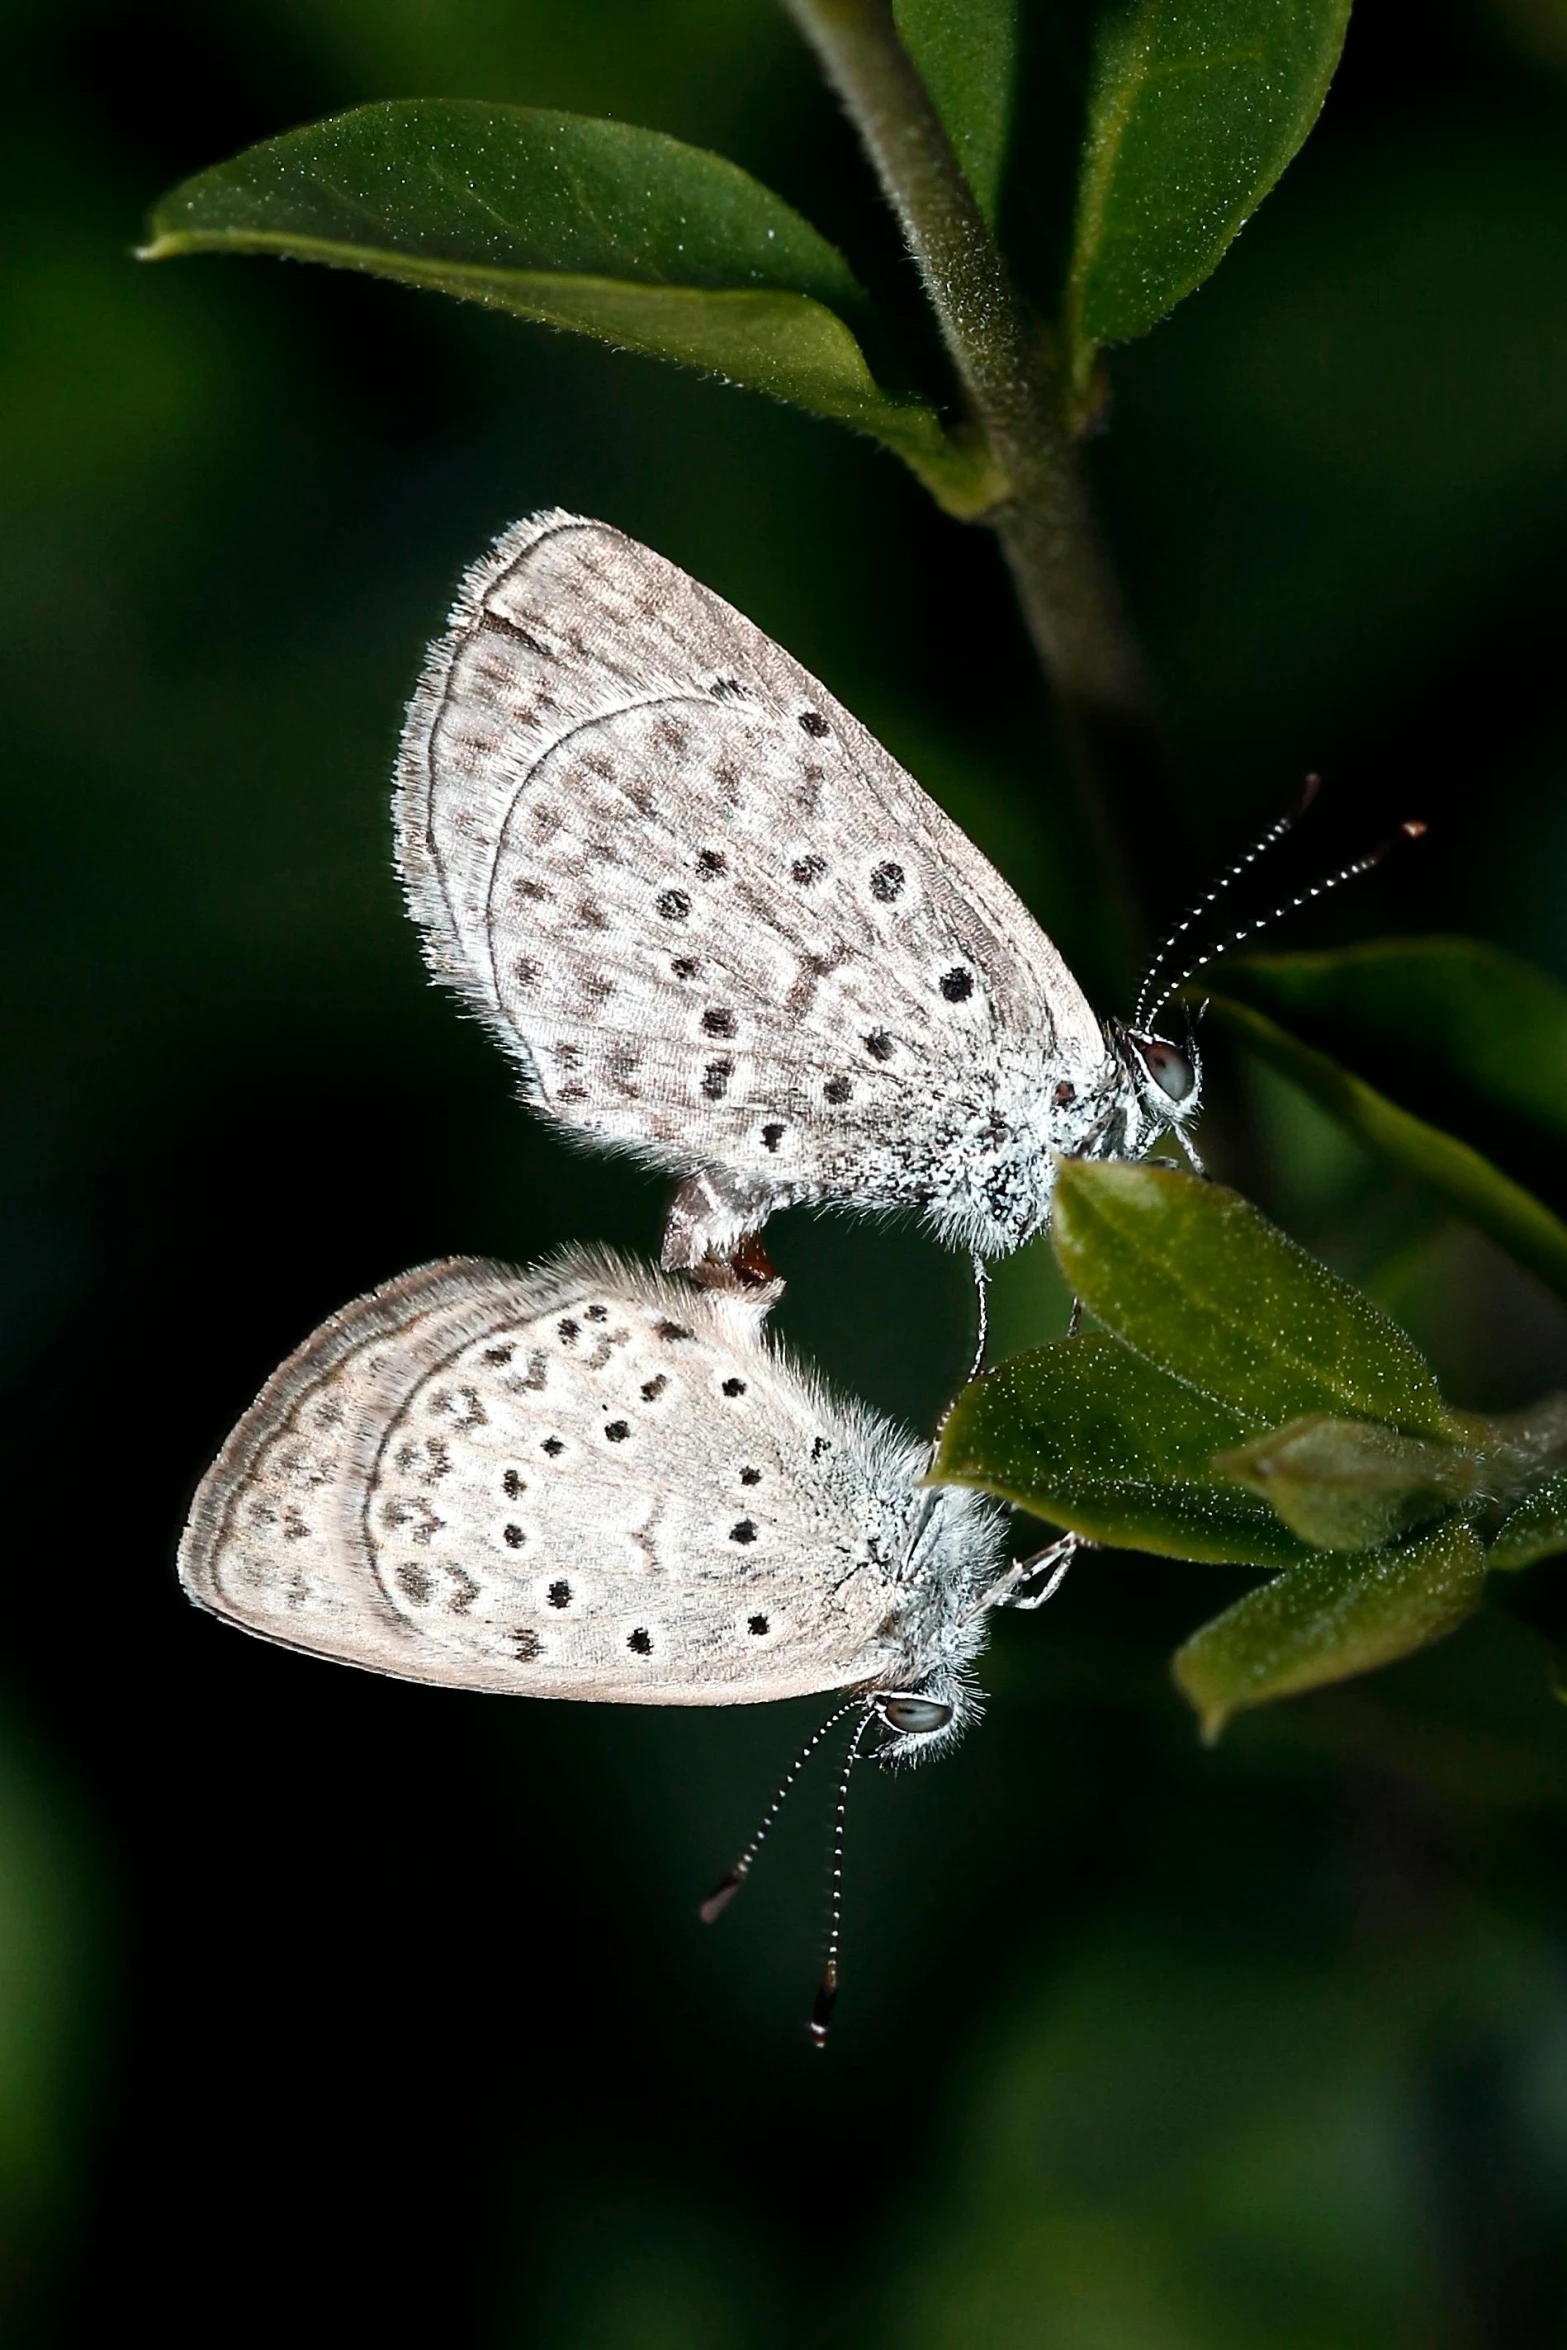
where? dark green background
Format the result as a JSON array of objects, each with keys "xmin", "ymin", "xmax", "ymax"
[{"xmin": 3, "ymin": 1, "xmax": 1567, "ymax": 2341}]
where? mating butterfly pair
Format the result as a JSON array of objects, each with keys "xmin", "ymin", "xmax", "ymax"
[{"xmin": 181, "ymin": 515, "xmax": 1210, "ymax": 2038}]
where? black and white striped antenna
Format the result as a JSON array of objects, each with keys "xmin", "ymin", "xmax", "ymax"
[
  {"xmin": 810, "ymin": 1706, "xmax": 876, "ymax": 2049},
  {"xmin": 1134, "ymin": 775, "xmax": 1322, "ymax": 1029},
  {"xmin": 698, "ymin": 1695, "xmax": 862, "ymax": 1923},
  {"xmin": 1146, "ymin": 820, "xmax": 1427, "ymax": 1026}
]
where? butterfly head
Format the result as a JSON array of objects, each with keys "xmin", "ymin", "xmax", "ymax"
[
  {"xmin": 863, "ymin": 1482, "xmax": 1004, "ymax": 1767},
  {"xmin": 870, "ymin": 1677, "xmax": 972, "ymax": 1767},
  {"xmin": 1108, "ymin": 1018, "xmax": 1203, "ymax": 1156}
]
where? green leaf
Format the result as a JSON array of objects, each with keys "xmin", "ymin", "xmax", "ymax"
[
  {"xmin": 1051, "ymin": 1161, "xmax": 1454, "ymax": 1438},
  {"xmin": 1490, "ymin": 1473, "xmax": 1567, "ymax": 1573},
  {"xmin": 1174, "ymin": 1520, "xmax": 1487, "ymax": 1739},
  {"xmin": 894, "ymin": 0, "xmax": 1020, "ymax": 227},
  {"xmin": 141, "ymin": 101, "xmax": 1000, "ymax": 516},
  {"xmin": 1065, "ymin": 0, "xmax": 1352, "ymax": 391},
  {"xmin": 1216, "ymin": 1413, "xmax": 1480, "ymax": 1551},
  {"xmin": 934, "ymin": 1330, "xmax": 1316, "ymax": 1566},
  {"xmin": 1204, "ymin": 988, "xmax": 1567, "ymax": 1305},
  {"xmin": 1216, "ymin": 939, "xmax": 1567, "ymax": 1209}
]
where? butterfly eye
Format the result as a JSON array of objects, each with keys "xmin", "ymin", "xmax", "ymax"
[
  {"xmin": 1138, "ymin": 1040, "xmax": 1196, "ymax": 1104},
  {"xmin": 878, "ymin": 1694, "xmax": 953, "ymax": 1735}
]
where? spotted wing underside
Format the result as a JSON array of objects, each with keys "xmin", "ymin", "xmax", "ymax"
[
  {"xmin": 178, "ymin": 1250, "xmax": 916, "ymax": 1704},
  {"xmin": 394, "ymin": 514, "xmax": 1104, "ymax": 1204}
]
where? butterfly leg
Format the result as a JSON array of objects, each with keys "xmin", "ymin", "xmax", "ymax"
[
  {"xmin": 661, "ymin": 1167, "xmax": 784, "ymax": 1280},
  {"xmin": 984, "ymin": 1530, "xmax": 1089, "ymax": 1611},
  {"xmin": 1173, "ymin": 1126, "xmax": 1207, "ymax": 1177}
]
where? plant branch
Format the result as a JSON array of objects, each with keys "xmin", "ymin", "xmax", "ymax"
[
  {"xmin": 782, "ymin": 0, "xmax": 1142, "ymax": 712},
  {"xmin": 782, "ymin": 0, "xmax": 1163, "ymax": 975}
]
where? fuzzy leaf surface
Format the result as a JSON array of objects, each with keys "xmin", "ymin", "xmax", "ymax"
[
  {"xmin": 1216, "ymin": 1414, "xmax": 1479, "ymax": 1551},
  {"xmin": 935, "ymin": 1331, "xmax": 1316, "ymax": 1567},
  {"xmin": 1065, "ymin": 0, "xmax": 1351, "ymax": 386},
  {"xmin": 142, "ymin": 102, "xmax": 994, "ymax": 509},
  {"xmin": 1490, "ymin": 1474, "xmax": 1567, "ymax": 1573},
  {"xmin": 894, "ymin": 0, "xmax": 1020, "ymax": 226},
  {"xmin": 1051, "ymin": 1162, "xmax": 1454, "ymax": 1438},
  {"xmin": 1175, "ymin": 1520, "xmax": 1486, "ymax": 1739}
]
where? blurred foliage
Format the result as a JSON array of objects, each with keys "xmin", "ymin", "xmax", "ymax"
[
  {"xmin": 881, "ymin": 1912, "xmax": 1567, "ymax": 2350},
  {"xmin": 4, "ymin": 0, "xmax": 1567, "ymax": 2341},
  {"xmin": 0, "ymin": 1713, "xmax": 108, "ymax": 2334}
]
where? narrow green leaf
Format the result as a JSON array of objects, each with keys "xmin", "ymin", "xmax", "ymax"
[
  {"xmin": 1204, "ymin": 989, "xmax": 1567, "ymax": 1305},
  {"xmin": 894, "ymin": 0, "xmax": 1020, "ymax": 227},
  {"xmin": 1216, "ymin": 1413, "xmax": 1479, "ymax": 1552},
  {"xmin": 1051, "ymin": 1162, "xmax": 1454, "ymax": 1438},
  {"xmin": 1065, "ymin": 0, "xmax": 1352, "ymax": 389},
  {"xmin": 1488, "ymin": 1471, "xmax": 1567, "ymax": 1573},
  {"xmin": 934, "ymin": 1331, "xmax": 1316, "ymax": 1567},
  {"xmin": 141, "ymin": 101, "xmax": 1001, "ymax": 515},
  {"xmin": 1217, "ymin": 939, "xmax": 1567, "ymax": 1209},
  {"xmin": 1174, "ymin": 1520, "xmax": 1486, "ymax": 1740}
]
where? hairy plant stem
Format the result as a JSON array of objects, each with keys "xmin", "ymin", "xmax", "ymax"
[{"xmin": 784, "ymin": 0, "xmax": 1163, "ymax": 981}]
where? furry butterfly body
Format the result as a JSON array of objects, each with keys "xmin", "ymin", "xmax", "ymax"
[
  {"xmin": 179, "ymin": 1249, "xmax": 1005, "ymax": 1759},
  {"xmin": 395, "ymin": 513, "xmax": 1200, "ymax": 1270}
]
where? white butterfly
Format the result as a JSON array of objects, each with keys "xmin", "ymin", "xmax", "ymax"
[
  {"xmin": 395, "ymin": 512, "xmax": 1202, "ymax": 1276},
  {"xmin": 178, "ymin": 1246, "xmax": 1009, "ymax": 1757}
]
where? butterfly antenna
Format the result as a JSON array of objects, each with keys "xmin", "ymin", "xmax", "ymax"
[
  {"xmin": 811, "ymin": 1705, "xmax": 875, "ymax": 2049},
  {"xmin": 1134, "ymin": 774, "xmax": 1321, "ymax": 1028},
  {"xmin": 698, "ymin": 1696, "xmax": 862, "ymax": 1923},
  {"xmin": 1147, "ymin": 820, "xmax": 1427, "ymax": 1026}
]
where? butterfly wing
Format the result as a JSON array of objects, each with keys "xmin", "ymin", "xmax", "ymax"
[
  {"xmin": 178, "ymin": 1250, "xmax": 931, "ymax": 1704},
  {"xmin": 395, "ymin": 515, "xmax": 1109, "ymax": 1246}
]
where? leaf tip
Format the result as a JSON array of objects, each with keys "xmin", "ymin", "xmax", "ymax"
[
  {"xmin": 133, "ymin": 232, "xmax": 181, "ymax": 264},
  {"xmin": 1173, "ymin": 1651, "xmax": 1230, "ymax": 1744}
]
